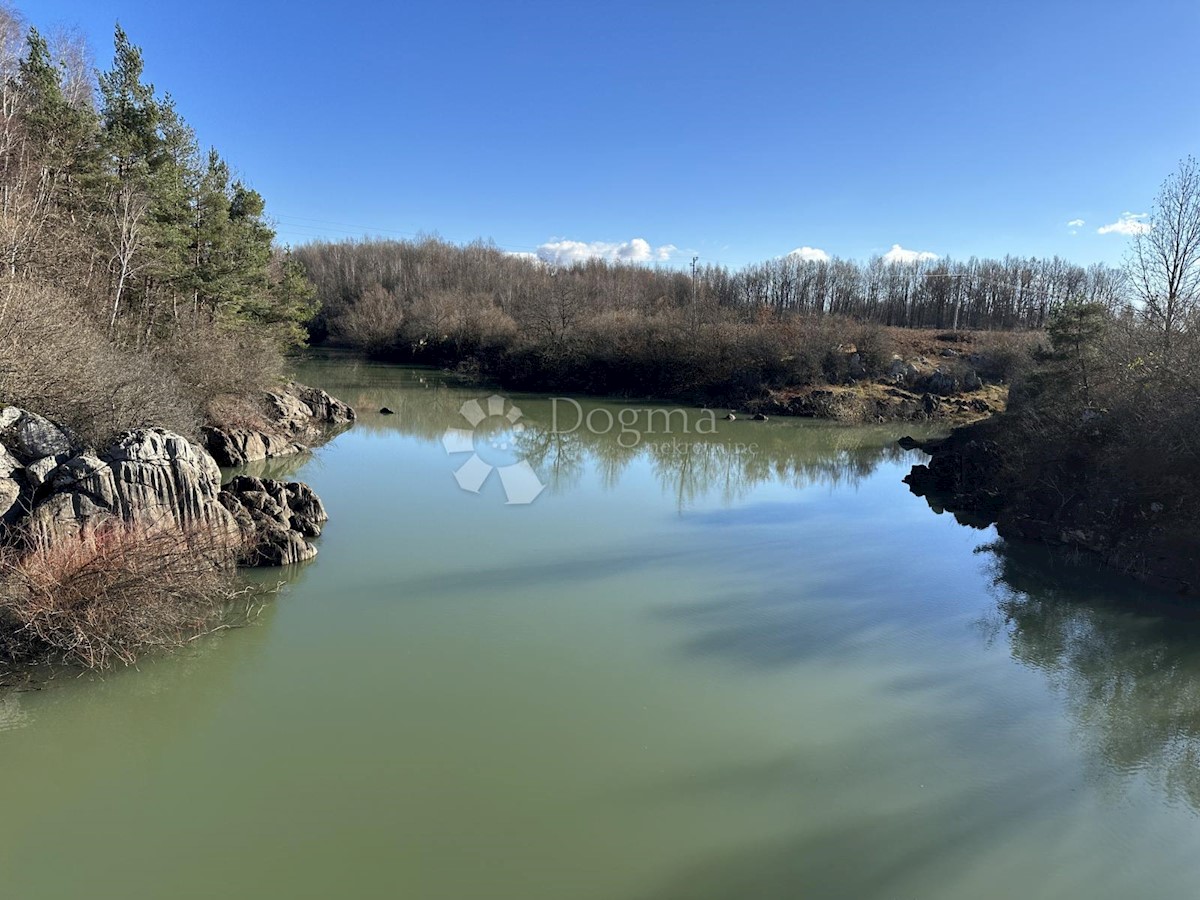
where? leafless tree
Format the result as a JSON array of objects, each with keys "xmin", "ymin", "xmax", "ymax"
[
  {"xmin": 107, "ymin": 183, "xmax": 148, "ymax": 328},
  {"xmin": 1128, "ymin": 156, "xmax": 1200, "ymax": 364}
]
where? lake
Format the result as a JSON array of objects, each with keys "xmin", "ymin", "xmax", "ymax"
[{"xmin": 2, "ymin": 354, "xmax": 1200, "ymax": 899}]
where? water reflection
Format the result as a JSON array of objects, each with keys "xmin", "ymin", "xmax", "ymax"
[
  {"xmin": 982, "ymin": 540, "xmax": 1200, "ymax": 813},
  {"xmin": 295, "ymin": 354, "xmax": 926, "ymax": 507}
]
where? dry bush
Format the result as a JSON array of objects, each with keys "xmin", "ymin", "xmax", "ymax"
[
  {"xmin": 205, "ymin": 393, "xmax": 270, "ymax": 432},
  {"xmin": 0, "ymin": 522, "xmax": 239, "ymax": 669},
  {"xmin": 159, "ymin": 317, "xmax": 284, "ymax": 412},
  {"xmin": 0, "ymin": 281, "xmax": 202, "ymax": 443},
  {"xmin": 334, "ymin": 282, "xmax": 404, "ymax": 354},
  {"xmin": 971, "ymin": 330, "xmax": 1043, "ymax": 383}
]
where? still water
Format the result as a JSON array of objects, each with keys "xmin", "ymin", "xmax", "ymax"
[{"xmin": 2, "ymin": 355, "xmax": 1200, "ymax": 899}]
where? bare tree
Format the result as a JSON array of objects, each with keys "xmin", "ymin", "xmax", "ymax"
[
  {"xmin": 107, "ymin": 183, "xmax": 148, "ymax": 328},
  {"xmin": 1128, "ymin": 157, "xmax": 1200, "ymax": 364}
]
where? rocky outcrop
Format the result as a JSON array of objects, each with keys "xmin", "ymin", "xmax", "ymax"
[
  {"xmin": 203, "ymin": 382, "xmax": 355, "ymax": 467},
  {"xmin": 902, "ymin": 423, "xmax": 1007, "ymax": 520},
  {"xmin": 270, "ymin": 383, "xmax": 355, "ymax": 439},
  {"xmin": 903, "ymin": 422, "xmax": 1199, "ymax": 595},
  {"xmin": 5, "ymin": 425, "xmax": 240, "ymax": 545},
  {"xmin": 218, "ymin": 475, "xmax": 328, "ymax": 566},
  {"xmin": 0, "ymin": 407, "xmax": 329, "ymax": 568},
  {"xmin": 201, "ymin": 428, "xmax": 305, "ymax": 469},
  {"xmin": 753, "ymin": 384, "xmax": 995, "ymax": 424}
]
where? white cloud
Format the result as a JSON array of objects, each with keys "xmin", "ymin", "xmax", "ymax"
[
  {"xmin": 535, "ymin": 237, "xmax": 677, "ymax": 265},
  {"xmin": 787, "ymin": 246, "xmax": 830, "ymax": 262},
  {"xmin": 1097, "ymin": 212, "xmax": 1151, "ymax": 236},
  {"xmin": 882, "ymin": 243, "xmax": 938, "ymax": 264},
  {"xmin": 1067, "ymin": 218, "xmax": 1085, "ymax": 228}
]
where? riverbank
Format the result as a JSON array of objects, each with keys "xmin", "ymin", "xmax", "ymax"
[
  {"xmin": 0, "ymin": 383, "xmax": 355, "ymax": 668},
  {"xmin": 337, "ymin": 326, "xmax": 1022, "ymax": 427},
  {"xmin": 905, "ymin": 420, "xmax": 1199, "ymax": 596}
]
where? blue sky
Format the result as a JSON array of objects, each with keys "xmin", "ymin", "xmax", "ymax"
[{"xmin": 28, "ymin": 0, "xmax": 1200, "ymax": 268}]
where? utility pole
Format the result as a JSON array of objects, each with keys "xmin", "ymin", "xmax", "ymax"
[{"xmin": 691, "ymin": 255, "xmax": 699, "ymax": 333}]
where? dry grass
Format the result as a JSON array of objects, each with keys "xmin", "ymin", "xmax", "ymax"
[{"xmin": 0, "ymin": 522, "xmax": 242, "ymax": 669}]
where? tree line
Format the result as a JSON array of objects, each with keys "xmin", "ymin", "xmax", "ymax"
[
  {"xmin": 0, "ymin": 4, "xmax": 313, "ymax": 441},
  {"xmin": 299, "ymin": 239, "xmax": 1125, "ymax": 345}
]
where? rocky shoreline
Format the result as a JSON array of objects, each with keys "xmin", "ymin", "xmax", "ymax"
[
  {"xmin": 0, "ymin": 382, "xmax": 354, "ymax": 568},
  {"xmin": 903, "ymin": 421, "xmax": 1198, "ymax": 597},
  {"xmin": 202, "ymin": 381, "xmax": 355, "ymax": 467}
]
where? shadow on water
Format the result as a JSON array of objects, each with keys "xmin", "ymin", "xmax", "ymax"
[{"xmin": 629, "ymin": 538, "xmax": 1200, "ymax": 899}]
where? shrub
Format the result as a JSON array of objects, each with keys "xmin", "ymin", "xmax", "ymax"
[
  {"xmin": 971, "ymin": 330, "xmax": 1042, "ymax": 383},
  {"xmin": 0, "ymin": 523, "xmax": 240, "ymax": 669},
  {"xmin": 0, "ymin": 281, "xmax": 284, "ymax": 445}
]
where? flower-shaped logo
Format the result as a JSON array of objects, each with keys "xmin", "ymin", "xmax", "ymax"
[{"xmin": 441, "ymin": 395, "xmax": 545, "ymax": 505}]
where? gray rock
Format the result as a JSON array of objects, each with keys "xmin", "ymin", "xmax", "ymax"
[
  {"xmin": 0, "ymin": 407, "xmax": 73, "ymax": 462},
  {"xmin": 24, "ymin": 428, "xmax": 239, "ymax": 544},
  {"xmin": 25, "ymin": 454, "xmax": 67, "ymax": 490},
  {"xmin": 271, "ymin": 382, "xmax": 356, "ymax": 436},
  {"xmin": 962, "ymin": 369, "xmax": 983, "ymax": 392},
  {"xmin": 0, "ymin": 412, "xmax": 330, "ymax": 571},
  {"xmin": 0, "ymin": 442, "xmax": 20, "ymax": 478},
  {"xmin": 924, "ymin": 369, "xmax": 958, "ymax": 396},
  {"xmin": 0, "ymin": 475, "xmax": 23, "ymax": 525},
  {"xmin": 202, "ymin": 427, "xmax": 305, "ymax": 468},
  {"xmin": 218, "ymin": 475, "xmax": 328, "ymax": 566},
  {"xmin": 203, "ymin": 382, "xmax": 355, "ymax": 467}
]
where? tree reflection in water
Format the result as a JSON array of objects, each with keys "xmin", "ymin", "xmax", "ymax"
[{"xmin": 981, "ymin": 539, "xmax": 1200, "ymax": 813}]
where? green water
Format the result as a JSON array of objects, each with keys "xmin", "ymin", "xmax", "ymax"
[{"xmin": 3, "ymin": 355, "xmax": 1200, "ymax": 900}]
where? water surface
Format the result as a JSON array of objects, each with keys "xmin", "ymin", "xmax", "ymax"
[{"xmin": 2, "ymin": 355, "xmax": 1200, "ymax": 900}]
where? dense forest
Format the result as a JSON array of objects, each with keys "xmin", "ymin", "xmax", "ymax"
[
  {"xmin": 300, "ymin": 240, "xmax": 1123, "ymax": 342},
  {"xmin": 0, "ymin": 5, "xmax": 314, "ymax": 443}
]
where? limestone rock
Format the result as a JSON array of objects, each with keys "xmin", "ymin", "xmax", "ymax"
[
  {"xmin": 269, "ymin": 382, "xmax": 355, "ymax": 438},
  {"xmin": 0, "ymin": 407, "xmax": 74, "ymax": 462},
  {"xmin": 203, "ymin": 382, "xmax": 355, "ymax": 467},
  {"xmin": 0, "ymin": 474, "xmax": 23, "ymax": 525},
  {"xmin": 218, "ymin": 475, "xmax": 328, "ymax": 566},
  {"xmin": 201, "ymin": 427, "xmax": 305, "ymax": 468},
  {"xmin": 24, "ymin": 428, "xmax": 239, "ymax": 544}
]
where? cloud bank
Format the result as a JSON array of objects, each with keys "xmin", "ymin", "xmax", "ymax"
[
  {"xmin": 1097, "ymin": 212, "xmax": 1151, "ymax": 236},
  {"xmin": 787, "ymin": 246, "xmax": 830, "ymax": 262},
  {"xmin": 882, "ymin": 244, "xmax": 938, "ymax": 264},
  {"xmin": 535, "ymin": 238, "xmax": 677, "ymax": 265}
]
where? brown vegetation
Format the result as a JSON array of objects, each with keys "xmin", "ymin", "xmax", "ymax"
[
  {"xmin": 296, "ymin": 237, "xmax": 1079, "ymax": 408},
  {"xmin": 0, "ymin": 522, "xmax": 241, "ymax": 668}
]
